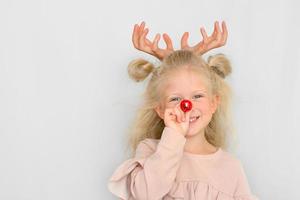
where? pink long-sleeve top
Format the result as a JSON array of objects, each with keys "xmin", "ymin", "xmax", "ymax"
[{"xmin": 107, "ymin": 126, "xmax": 259, "ymax": 200}]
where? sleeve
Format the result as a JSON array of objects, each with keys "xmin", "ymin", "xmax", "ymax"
[
  {"xmin": 107, "ymin": 126, "xmax": 186, "ymax": 200},
  {"xmin": 233, "ymin": 161, "xmax": 259, "ymax": 200}
]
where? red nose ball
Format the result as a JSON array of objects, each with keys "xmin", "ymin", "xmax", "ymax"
[{"xmin": 180, "ymin": 100, "xmax": 192, "ymax": 112}]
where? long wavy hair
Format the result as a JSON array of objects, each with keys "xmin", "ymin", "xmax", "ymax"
[{"xmin": 125, "ymin": 50, "xmax": 236, "ymax": 156}]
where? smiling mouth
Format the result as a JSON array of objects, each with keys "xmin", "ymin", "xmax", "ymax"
[{"xmin": 189, "ymin": 116, "xmax": 200, "ymax": 123}]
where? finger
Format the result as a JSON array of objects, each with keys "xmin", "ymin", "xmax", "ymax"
[
  {"xmin": 181, "ymin": 32, "xmax": 190, "ymax": 49},
  {"xmin": 162, "ymin": 33, "xmax": 174, "ymax": 50},
  {"xmin": 132, "ymin": 24, "xmax": 139, "ymax": 49},
  {"xmin": 180, "ymin": 107, "xmax": 186, "ymax": 122},
  {"xmin": 175, "ymin": 103, "xmax": 185, "ymax": 122},
  {"xmin": 176, "ymin": 103, "xmax": 186, "ymax": 123},
  {"xmin": 165, "ymin": 108, "xmax": 175, "ymax": 121},
  {"xmin": 173, "ymin": 106, "xmax": 183, "ymax": 123},
  {"xmin": 184, "ymin": 109, "xmax": 191, "ymax": 124}
]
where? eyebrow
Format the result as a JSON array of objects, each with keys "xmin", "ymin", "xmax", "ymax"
[{"xmin": 166, "ymin": 90, "xmax": 207, "ymax": 98}]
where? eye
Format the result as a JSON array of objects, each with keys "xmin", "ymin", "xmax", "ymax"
[
  {"xmin": 194, "ymin": 94, "xmax": 203, "ymax": 99},
  {"xmin": 170, "ymin": 97, "xmax": 181, "ymax": 102}
]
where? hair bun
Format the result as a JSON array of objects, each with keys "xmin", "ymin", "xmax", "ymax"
[
  {"xmin": 207, "ymin": 54, "xmax": 232, "ymax": 78},
  {"xmin": 127, "ymin": 58, "xmax": 155, "ymax": 82}
]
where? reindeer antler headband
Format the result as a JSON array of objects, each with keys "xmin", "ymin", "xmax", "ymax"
[{"xmin": 131, "ymin": 21, "xmax": 228, "ymax": 61}]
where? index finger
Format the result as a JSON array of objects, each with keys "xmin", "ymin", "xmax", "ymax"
[{"xmin": 175, "ymin": 103, "xmax": 186, "ymax": 122}]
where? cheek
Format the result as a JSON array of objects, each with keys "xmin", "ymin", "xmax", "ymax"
[
  {"xmin": 193, "ymin": 99, "xmax": 212, "ymax": 113},
  {"xmin": 166, "ymin": 101, "xmax": 180, "ymax": 109}
]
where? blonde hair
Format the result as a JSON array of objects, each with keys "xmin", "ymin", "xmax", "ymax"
[{"xmin": 125, "ymin": 50, "xmax": 235, "ymax": 156}]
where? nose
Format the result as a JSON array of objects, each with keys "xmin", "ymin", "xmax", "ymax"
[{"xmin": 180, "ymin": 99, "xmax": 193, "ymax": 112}]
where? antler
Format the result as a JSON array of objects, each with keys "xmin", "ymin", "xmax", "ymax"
[
  {"xmin": 132, "ymin": 21, "xmax": 174, "ymax": 61},
  {"xmin": 180, "ymin": 21, "xmax": 228, "ymax": 55},
  {"xmin": 131, "ymin": 21, "xmax": 228, "ymax": 61}
]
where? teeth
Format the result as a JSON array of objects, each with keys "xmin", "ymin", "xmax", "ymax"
[{"xmin": 189, "ymin": 116, "xmax": 199, "ymax": 122}]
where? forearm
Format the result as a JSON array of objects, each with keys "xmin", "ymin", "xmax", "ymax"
[{"xmin": 129, "ymin": 127, "xmax": 186, "ymax": 199}]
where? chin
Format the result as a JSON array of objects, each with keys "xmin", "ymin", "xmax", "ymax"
[
  {"xmin": 185, "ymin": 118, "xmax": 210, "ymax": 137},
  {"xmin": 185, "ymin": 127, "xmax": 204, "ymax": 138}
]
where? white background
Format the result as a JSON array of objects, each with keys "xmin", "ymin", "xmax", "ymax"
[{"xmin": 1, "ymin": 0, "xmax": 300, "ymax": 199}]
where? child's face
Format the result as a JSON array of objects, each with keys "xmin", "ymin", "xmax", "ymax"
[{"xmin": 155, "ymin": 67, "xmax": 220, "ymax": 137}]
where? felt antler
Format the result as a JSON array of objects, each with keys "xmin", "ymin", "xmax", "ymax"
[
  {"xmin": 180, "ymin": 21, "xmax": 228, "ymax": 55},
  {"xmin": 132, "ymin": 21, "xmax": 174, "ymax": 61},
  {"xmin": 131, "ymin": 21, "xmax": 228, "ymax": 61}
]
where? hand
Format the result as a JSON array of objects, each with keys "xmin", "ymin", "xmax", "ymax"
[
  {"xmin": 163, "ymin": 103, "xmax": 191, "ymax": 137},
  {"xmin": 132, "ymin": 21, "xmax": 174, "ymax": 61},
  {"xmin": 180, "ymin": 21, "xmax": 228, "ymax": 55}
]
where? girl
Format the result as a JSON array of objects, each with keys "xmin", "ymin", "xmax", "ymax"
[{"xmin": 107, "ymin": 21, "xmax": 258, "ymax": 200}]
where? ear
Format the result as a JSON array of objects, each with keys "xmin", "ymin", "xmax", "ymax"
[
  {"xmin": 211, "ymin": 94, "xmax": 220, "ymax": 114},
  {"xmin": 154, "ymin": 105, "xmax": 164, "ymax": 119}
]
